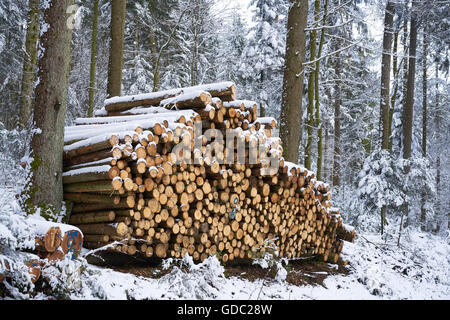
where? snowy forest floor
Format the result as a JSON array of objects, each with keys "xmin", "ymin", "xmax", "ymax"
[{"xmin": 1, "ymin": 182, "xmax": 449, "ymax": 300}]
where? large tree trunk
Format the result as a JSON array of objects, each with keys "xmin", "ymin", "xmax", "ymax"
[
  {"xmin": 107, "ymin": 0, "xmax": 127, "ymax": 98},
  {"xmin": 31, "ymin": 0, "xmax": 75, "ymax": 215},
  {"xmin": 379, "ymin": 1, "xmax": 394, "ymax": 234},
  {"xmin": 380, "ymin": 1, "xmax": 395, "ymax": 150},
  {"xmin": 18, "ymin": 0, "xmax": 40, "ymax": 128},
  {"xmin": 400, "ymin": 0, "xmax": 418, "ymax": 237},
  {"xmin": 279, "ymin": 0, "xmax": 308, "ymax": 164},
  {"xmin": 88, "ymin": 0, "xmax": 100, "ymax": 117}
]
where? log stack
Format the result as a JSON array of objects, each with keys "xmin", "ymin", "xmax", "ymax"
[{"xmin": 62, "ymin": 82, "xmax": 356, "ymax": 264}]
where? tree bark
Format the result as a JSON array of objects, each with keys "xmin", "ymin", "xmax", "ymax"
[
  {"xmin": 332, "ymin": 44, "xmax": 342, "ymax": 188},
  {"xmin": 434, "ymin": 63, "xmax": 441, "ymax": 232},
  {"xmin": 315, "ymin": 0, "xmax": 328, "ymax": 180},
  {"xmin": 191, "ymin": 0, "xmax": 200, "ymax": 86},
  {"xmin": 149, "ymin": 26, "xmax": 159, "ymax": 91},
  {"xmin": 88, "ymin": 0, "xmax": 100, "ymax": 117},
  {"xmin": 403, "ymin": 2, "xmax": 417, "ymax": 164},
  {"xmin": 389, "ymin": 30, "xmax": 399, "ymax": 152},
  {"xmin": 279, "ymin": 0, "xmax": 308, "ymax": 164},
  {"xmin": 401, "ymin": 0, "xmax": 418, "ymax": 230},
  {"xmin": 31, "ymin": 0, "xmax": 75, "ymax": 215},
  {"xmin": 380, "ymin": 1, "xmax": 394, "ymax": 150},
  {"xmin": 420, "ymin": 25, "xmax": 428, "ymax": 227},
  {"xmin": 323, "ymin": 117, "xmax": 330, "ymax": 182},
  {"xmin": 421, "ymin": 28, "xmax": 427, "ymax": 159},
  {"xmin": 19, "ymin": 0, "xmax": 40, "ymax": 128},
  {"xmin": 399, "ymin": 8, "xmax": 409, "ymax": 155},
  {"xmin": 379, "ymin": 1, "xmax": 394, "ymax": 235},
  {"xmin": 305, "ymin": 0, "xmax": 320, "ymax": 170},
  {"xmin": 107, "ymin": 0, "xmax": 127, "ymax": 98}
]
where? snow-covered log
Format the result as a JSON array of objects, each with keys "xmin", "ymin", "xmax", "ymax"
[{"xmin": 104, "ymin": 81, "xmax": 236, "ymax": 113}]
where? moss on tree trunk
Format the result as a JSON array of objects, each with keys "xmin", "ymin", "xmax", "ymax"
[{"xmin": 30, "ymin": 0, "xmax": 75, "ymax": 218}]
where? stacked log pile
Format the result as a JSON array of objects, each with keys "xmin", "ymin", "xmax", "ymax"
[{"xmin": 63, "ymin": 82, "xmax": 356, "ymax": 265}]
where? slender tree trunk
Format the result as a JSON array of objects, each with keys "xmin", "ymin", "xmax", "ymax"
[
  {"xmin": 19, "ymin": 0, "xmax": 40, "ymax": 128},
  {"xmin": 152, "ymin": 2, "xmax": 190, "ymax": 92},
  {"xmin": 380, "ymin": 1, "xmax": 394, "ymax": 151},
  {"xmin": 379, "ymin": 1, "xmax": 394, "ymax": 234},
  {"xmin": 88, "ymin": 0, "xmax": 100, "ymax": 117},
  {"xmin": 134, "ymin": 24, "xmax": 139, "ymax": 59},
  {"xmin": 31, "ymin": 0, "xmax": 75, "ymax": 216},
  {"xmin": 389, "ymin": 30, "xmax": 399, "ymax": 152},
  {"xmin": 398, "ymin": 10, "xmax": 409, "ymax": 156},
  {"xmin": 107, "ymin": 0, "xmax": 127, "ymax": 98},
  {"xmin": 259, "ymin": 101, "xmax": 266, "ymax": 117},
  {"xmin": 403, "ymin": 5, "xmax": 417, "ymax": 162},
  {"xmin": 399, "ymin": 0, "xmax": 417, "ymax": 243},
  {"xmin": 420, "ymin": 25, "xmax": 428, "ymax": 228},
  {"xmin": 149, "ymin": 23, "xmax": 159, "ymax": 91},
  {"xmin": 279, "ymin": 0, "xmax": 308, "ymax": 164},
  {"xmin": 421, "ymin": 31, "xmax": 427, "ymax": 159},
  {"xmin": 434, "ymin": 63, "xmax": 441, "ymax": 232},
  {"xmin": 323, "ymin": 118, "xmax": 329, "ymax": 182},
  {"xmin": 259, "ymin": 71, "xmax": 267, "ymax": 117},
  {"xmin": 332, "ymin": 47, "xmax": 342, "ymax": 188},
  {"xmin": 402, "ymin": 0, "xmax": 418, "ymax": 215},
  {"xmin": 315, "ymin": 0, "xmax": 329, "ymax": 180},
  {"xmin": 191, "ymin": 0, "xmax": 200, "ymax": 86},
  {"xmin": 305, "ymin": 0, "xmax": 320, "ymax": 170}
]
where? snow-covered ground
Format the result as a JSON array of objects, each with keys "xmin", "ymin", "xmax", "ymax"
[
  {"xmin": 1, "ymin": 180, "xmax": 448, "ymax": 300},
  {"xmin": 65, "ymin": 231, "xmax": 448, "ymax": 300}
]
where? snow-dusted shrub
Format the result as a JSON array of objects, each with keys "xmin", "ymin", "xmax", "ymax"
[
  {"xmin": 0, "ymin": 185, "xmax": 43, "ymax": 297},
  {"xmin": 159, "ymin": 254, "xmax": 226, "ymax": 299},
  {"xmin": 36, "ymin": 257, "xmax": 91, "ymax": 299},
  {"xmin": 251, "ymin": 238, "xmax": 288, "ymax": 282}
]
